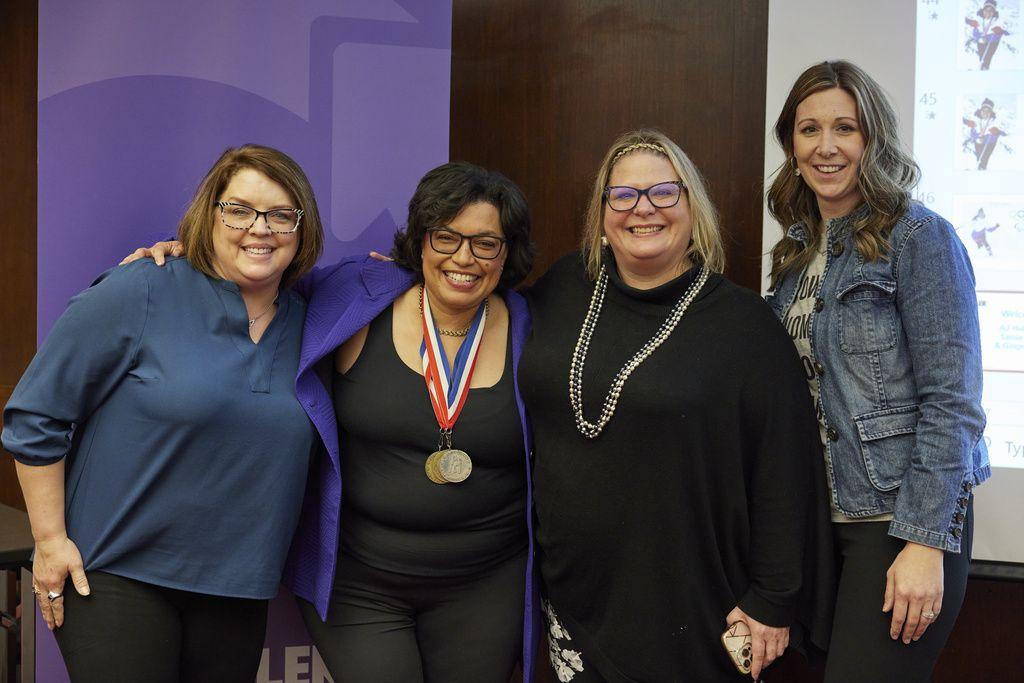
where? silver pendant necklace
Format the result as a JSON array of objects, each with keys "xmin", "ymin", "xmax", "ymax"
[
  {"xmin": 248, "ymin": 296, "xmax": 278, "ymax": 328},
  {"xmin": 569, "ymin": 265, "xmax": 709, "ymax": 439}
]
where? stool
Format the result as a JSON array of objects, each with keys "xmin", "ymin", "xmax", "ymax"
[{"xmin": 0, "ymin": 504, "xmax": 33, "ymax": 683}]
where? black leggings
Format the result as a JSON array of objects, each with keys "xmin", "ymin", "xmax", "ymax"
[
  {"xmin": 54, "ymin": 571, "xmax": 268, "ymax": 683},
  {"xmin": 298, "ymin": 551, "xmax": 526, "ymax": 683},
  {"xmin": 823, "ymin": 503, "xmax": 973, "ymax": 683}
]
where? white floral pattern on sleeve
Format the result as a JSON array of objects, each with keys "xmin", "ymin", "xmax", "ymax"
[{"xmin": 542, "ymin": 599, "xmax": 586, "ymax": 681}]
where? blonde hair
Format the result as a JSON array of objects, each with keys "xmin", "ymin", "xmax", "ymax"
[
  {"xmin": 581, "ymin": 129, "xmax": 725, "ymax": 281},
  {"xmin": 177, "ymin": 144, "xmax": 324, "ymax": 288},
  {"xmin": 766, "ymin": 60, "xmax": 919, "ymax": 289}
]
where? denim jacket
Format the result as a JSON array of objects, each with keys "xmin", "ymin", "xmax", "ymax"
[{"xmin": 766, "ymin": 203, "xmax": 989, "ymax": 552}]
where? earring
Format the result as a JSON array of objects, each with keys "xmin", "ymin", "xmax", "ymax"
[
  {"xmin": 600, "ymin": 235, "xmax": 609, "ymax": 247},
  {"xmin": 790, "ymin": 157, "xmax": 801, "ymax": 177}
]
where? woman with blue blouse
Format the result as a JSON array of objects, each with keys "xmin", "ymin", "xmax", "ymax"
[
  {"xmin": 766, "ymin": 61, "xmax": 989, "ymax": 682},
  {"xmin": 2, "ymin": 145, "xmax": 323, "ymax": 682}
]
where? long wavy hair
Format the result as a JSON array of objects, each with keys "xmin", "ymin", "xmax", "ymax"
[
  {"xmin": 581, "ymin": 129, "xmax": 725, "ymax": 281},
  {"xmin": 766, "ymin": 60, "xmax": 919, "ymax": 289}
]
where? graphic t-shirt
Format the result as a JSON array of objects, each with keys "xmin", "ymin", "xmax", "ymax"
[{"xmin": 782, "ymin": 241, "xmax": 893, "ymax": 523}]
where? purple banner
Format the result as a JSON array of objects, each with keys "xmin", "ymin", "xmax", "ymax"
[
  {"xmin": 39, "ymin": 0, "xmax": 452, "ymax": 339},
  {"xmin": 37, "ymin": 1, "xmax": 452, "ymax": 680}
]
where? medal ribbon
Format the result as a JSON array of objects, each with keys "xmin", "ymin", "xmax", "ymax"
[{"xmin": 420, "ymin": 288, "xmax": 488, "ymax": 432}]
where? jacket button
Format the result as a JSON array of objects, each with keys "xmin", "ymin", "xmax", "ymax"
[
  {"xmin": 827, "ymin": 427, "xmax": 838, "ymax": 442},
  {"xmin": 951, "ymin": 527, "xmax": 962, "ymax": 539},
  {"xmin": 958, "ymin": 497, "xmax": 969, "ymax": 508},
  {"xmin": 813, "ymin": 361, "xmax": 825, "ymax": 376},
  {"xmin": 831, "ymin": 242, "xmax": 845, "ymax": 257},
  {"xmin": 814, "ymin": 297, "xmax": 825, "ymax": 312},
  {"xmin": 963, "ymin": 481, "xmax": 974, "ymax": 492},
  {"xmin": 954, "ymin": 512, "xmax": 965, "ymax": 524}
]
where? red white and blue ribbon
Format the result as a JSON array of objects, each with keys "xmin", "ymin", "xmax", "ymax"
[{"xmin": 420, "ymin": 288, "xmax": 488, "ymax": 431}]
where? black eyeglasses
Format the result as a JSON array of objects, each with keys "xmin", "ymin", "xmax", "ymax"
[
  {"xmin": 216, "ymin": 201, "xmax": 303, "ymax": 234},
  {"xmin": 603, "ymin": 181, "xmax": 686, "ymax": 212},
  {"xmin": 426, "ymin": 227, "xmax": 506, "ymax": 259}
]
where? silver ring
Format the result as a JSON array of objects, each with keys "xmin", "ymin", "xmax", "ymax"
[
  {"xmin": 921, "ymin": 610, "xmax": 937, "ymax": 620},
  {"xmin": 47, "ymin": 590, "xmax": 62, "ymax": 601}
]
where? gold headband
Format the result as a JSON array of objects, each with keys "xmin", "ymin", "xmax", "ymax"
[{"xmin": 612, "ymin": 142, "xmax": 668, "ymax": 164}]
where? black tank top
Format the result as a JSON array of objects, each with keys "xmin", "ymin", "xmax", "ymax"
[{"xmin": 333, "ymin": 304, "xmax": 527, "ymax": 577}]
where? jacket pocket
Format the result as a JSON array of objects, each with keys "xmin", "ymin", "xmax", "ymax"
[
  {"xmin": 837, "ymin": 280, "xmax": 898, "ymax": 354},
  {"xmin": 854, "ymin": 404, "xmax": 919, "ymax": 491}
]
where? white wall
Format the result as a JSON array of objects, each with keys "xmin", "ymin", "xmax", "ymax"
[{"xmin": 761, "ymin": 0, "xmax": 917, "ymax": 290}]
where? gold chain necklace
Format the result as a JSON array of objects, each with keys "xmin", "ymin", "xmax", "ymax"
[{"xmin": 418, "ymin": 285, "xmax": 488, "ymax": 337}]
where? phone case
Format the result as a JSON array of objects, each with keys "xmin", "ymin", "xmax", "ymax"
[{"xmin": 721, "ymin": 621, "xmax": 753, "ymax": 675}]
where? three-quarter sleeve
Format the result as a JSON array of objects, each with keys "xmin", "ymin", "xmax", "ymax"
[
  {"xmin": 736, "ymin": 304, "xmax": 823, "ymax": 627},
  {"xmin": 2, "ymin": 265, "xmax": 150, "ymax": 465}
]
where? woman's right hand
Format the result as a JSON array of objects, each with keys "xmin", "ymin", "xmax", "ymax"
[
  {"xmin": 32, "ymin": 535, "xmax": 90, "ymax": 630},
  {"xmin": 119, "ymin": 240, "xmax": 184, "ymax": 266}
]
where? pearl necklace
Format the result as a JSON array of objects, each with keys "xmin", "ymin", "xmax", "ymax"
[
  {"xmin": 419, "ymin": 285, "xmax": 489, "ymax": 337},
  {"xmin": 569, "ymin": 265, "xmax": 709, "ymax": 439}
]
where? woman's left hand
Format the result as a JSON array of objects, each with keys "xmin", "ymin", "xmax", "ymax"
[
  {"xmin": 726, "ymin": 606, "xmax": 789, "ymax": 680},
  {"xmin": 883, "ymin": 541, "xmax": 944, "ymax": 644}
]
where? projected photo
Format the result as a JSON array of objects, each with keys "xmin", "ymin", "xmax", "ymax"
[
  {"xmin": 957, "ymin": 94, "xmax": 1018, "ymax": 171},
  {"xmin": 921, "ymin": 0, "xmax": 1024, "ymax": 563},
  {"xmin": 953, "ymin": 196, "xmax": 1024, "ymax": 269},
  {"xmin": 959, "ymin": 0, "xmax": 1020, "ymax": 71}
]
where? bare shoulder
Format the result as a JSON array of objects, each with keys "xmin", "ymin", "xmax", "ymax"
[{"xmin": 335, "ymin": 325, "xmax": 370, "ymax": 375}]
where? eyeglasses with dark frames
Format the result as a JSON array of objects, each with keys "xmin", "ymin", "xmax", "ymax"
[
  {"xmin": 602, "ymin": 181, "xmax": 687, "ymax": 212},
  {"xmin": 216, "ymin": 201, "xmax": 303, "ymax": 234},
  {"xmin": 426, "ymin": 227, "xmax": 506, "ymax": 260}
]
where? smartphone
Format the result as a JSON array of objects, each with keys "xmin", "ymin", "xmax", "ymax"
[{"xmin": 721, "ymin": 620, "xmax": 753, "ymax": 675}]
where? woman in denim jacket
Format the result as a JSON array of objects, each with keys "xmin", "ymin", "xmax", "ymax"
[{"xmin": 765, "ymin": 61, "xmax": 989, "ymax": 682}]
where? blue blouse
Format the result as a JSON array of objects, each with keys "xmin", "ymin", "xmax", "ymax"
[{"xmin": 2, "ymin": 257, "xmax": 315, "ymax": 599}]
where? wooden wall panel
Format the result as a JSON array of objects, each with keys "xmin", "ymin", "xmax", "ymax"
[
  {"xmin": 450, "ymin": 0, "xmax": 769, "ymax": 290},
  {"xmin": 450, "ymin": 2, "xmax": 1024, "ymax": 682},
  {"xmin": 764, "ymin": 577, "xmax": 1024, "ymax": 682},
  {"xmin": 0, "ymin": 0, "xmax": 37, "ymax": 512}
]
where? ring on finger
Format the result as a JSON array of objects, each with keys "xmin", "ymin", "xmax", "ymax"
[
  {"xmin": 921, "ymin": 610, "xmax": 937, "ymax": 620},
  {"xmin": 47, "ymin": 590, "xmax": 62, "ymax": 601}
]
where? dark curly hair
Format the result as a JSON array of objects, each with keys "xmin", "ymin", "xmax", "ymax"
[{"xmin": 390, "ymin": 161, "xmax": 534, "ymax": 288}]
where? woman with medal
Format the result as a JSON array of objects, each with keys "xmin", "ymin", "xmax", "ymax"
[
  {"xmin": 766, "ymin": 61, "xmax": 987, "ymax": 682},
  {"xmin": 288, "ymin": 161, "xmax": 537, "ymax": 682},
  {"xmin": 520, "ymin": 130, "xmax": 832, "ymax": 682}
]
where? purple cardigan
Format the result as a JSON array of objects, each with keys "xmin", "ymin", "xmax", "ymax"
[{"xmin": 281, "ymin": 256, "xmax": 539, "ymax": 680}]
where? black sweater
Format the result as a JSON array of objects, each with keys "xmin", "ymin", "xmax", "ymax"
[{"xmin": 521, "ymin": 253, "xmax": 830, "ymax": 681}]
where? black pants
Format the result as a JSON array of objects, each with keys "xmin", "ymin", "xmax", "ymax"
[
  {"xmin": 298, "ymin": 551, "xmax": 526, "ymax": 683},
  {"xmin": 54, "ymin": 571, "xmax": 268, "ymax": 683},
  {"xmin": 823, "ymin": 503, "xmax": 973, "ymax": 683}
]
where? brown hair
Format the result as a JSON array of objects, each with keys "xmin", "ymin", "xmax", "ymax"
[
  {"xmin": 581, "ymin": 129, "xmax": 725, "ymax": 281},
  {"xmin": 177, "ymin": 144, "xmax": 324, "ymax": 288},
  {"xmin": 766, "ymin": 60, "xmax": 919, "ymax": 289}
]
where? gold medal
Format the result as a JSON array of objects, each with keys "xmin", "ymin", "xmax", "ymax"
[{"xmin": 425, "ymin": 448, "xmax": 473, "ymax": 484}]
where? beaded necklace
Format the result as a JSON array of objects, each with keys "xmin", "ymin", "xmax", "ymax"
[{"xmin": 569, "ymin": 265, "xmax": 709, "ymax": 438}]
